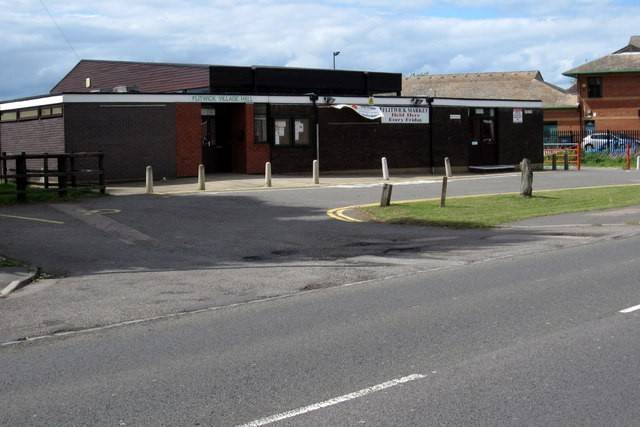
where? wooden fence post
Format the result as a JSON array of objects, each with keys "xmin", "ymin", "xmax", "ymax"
[
  {"xmin": 440, "ymin": 176, "xmax": 448, "ymax": 208},
  {"xmin": 380, "ymin": 183, "xmax": 393, "ymax": 207},
  {"xmin": 15, "ymin": 152, "xmax": 27, "ymax": 202},
  {"xmin": 57, "ymin": 155, "xmax": 68, "ymax": 197},
  {"xmin": 1, "ymin": 152, "xmax": 7, "ymax": 184},
  {"xmin": 551, "ymin": 153, "xmax": 557, "ymax": 170}
]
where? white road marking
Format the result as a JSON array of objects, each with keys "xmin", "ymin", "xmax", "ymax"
[
  {"xmin": 0, "ymin": 213, "xmax": 64, "ymax": 224},
  {"xmin": 236, "ymin": 374, "xmax": 426, "ymax": 427},
  {"xmin": 619, "ymin": 304, "xmax": 640, "ymax": 314}
]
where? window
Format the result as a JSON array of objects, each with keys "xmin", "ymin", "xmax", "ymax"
[
  {"xmin": 18, "ymin": 109, "xmax": 39, "ymax": 120},
  {"xmin": 0, "ymin": 111, "xmax": 17, "ymax": 122},
  {"xmin": 254, "ymin": 104, "xmax": 268, "ymax": 144},
  {"xmin": 273, "ymin": 118, "xmax": 312, "ymax": 146},
  {"xmin": 587, "ymin": 77, "xmax": 602, "ymax": 98},
  {"xmin": 274, "ymin": 120, "xmax": 291, "ymax": 146},
  {"xmin": 40, "ymin": 105, "xmax": 63, "ymax": 118}
]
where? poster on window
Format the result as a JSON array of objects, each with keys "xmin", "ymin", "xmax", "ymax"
[{"xmin": 513, "ymin": 108, "xmax": 523, "ymax": 123}]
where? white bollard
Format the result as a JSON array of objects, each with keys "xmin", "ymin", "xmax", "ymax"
[
  {"xmin": 313, "ymin": 160, "xmax": 320, "ymax": 184},
  {"xmin": 381, "ymin": 157, "xmax": 390, "ymax": 180},
  {"xmin": 444, "ymin": 157, "xmax": 452, "ymax": 178},
  {"xmin": 197, "ymin": 164, "xmax": 206, "ymax": 191},
  {"xmin": 636, "ymin": 155, "xmax": 640, "ymax": 171},
  {"xmin": 145, "ymin": 165, "xmax": 154, "ymax": 194},
  {"xmin": 265, "ymin": 162, "xmax": 272, "ymax": 187}
]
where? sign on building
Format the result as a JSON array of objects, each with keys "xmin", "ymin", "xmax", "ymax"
[
  {"xmin": 513, "ymin": 108, "xmax": 523, "ymax": 123},
  {"xmin": 380, "ymin": 106, "xmax": 429, "ymax": 124}
]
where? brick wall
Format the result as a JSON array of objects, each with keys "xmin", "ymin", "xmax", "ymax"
[
  {"xmin": 578, "ymin": 74, "xmax": 640, "ymax": 131},
  {"xmin": 175, "ymin": 103, "xmax": 202, "ymax": 177},
  {"xmin": 244, "ymin": 104, "xmax": 270, "ymax": 174},
  {"xmin": 269, "ymin": 105, "xmax": 316, "ymax": 173},
  {"xmin": 497, "ymin": 108, "xmax": 543, "ymax": 165},
  {"xmin": 64, "ymin": 103, "xmax": 177, "ymax": 181},
  {"xmin": 544, "ymin": 108, "xmax": 581, "ymax": 131},
  {"xmin": 0, "ymin": 117, "xmax": 66, "ymax": 172},
  {"xmin": 318, "ymin": 107, "xmax": 430, "ymax": 172}
]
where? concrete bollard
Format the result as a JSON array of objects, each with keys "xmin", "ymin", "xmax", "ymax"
[
  {"xmin": 636, "ymin": 155, "xmax": 640, "ymax": 171},
  {"xmin": 145, "ymin": 165, "xmax": 154, "ymax": 194},
  {"xmin": 313, "ymin": 160, "xmax": 320, "ymax": 184},
  {"xmin": 444, "ymin": 157, "xmax": 452, "ymax": 178},
  {"xmin": 381, "ymin": 157, "xmax": 390, "ymax": 181},
  {"xmin": 440, "ymin": 176, "xmax": 448, "ymax": 208},
  {"xmin": 197, "ymin": 164, "xmax": 206, "ymax": 191},
  {"xmin": 380, "ymin": 183, "xmax": 393, "ymax": 207},
  {"xmin": 265, "ymin": 162, "xmax": 272, "ymax": 187}
]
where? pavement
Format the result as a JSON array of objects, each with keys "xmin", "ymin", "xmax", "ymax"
[
  {"xmin": 1, "ymin": 168, "xmax": 640, "ymax": 344},
  {"xmin": 107, "ymin": 171, "xmax": 443, "ymax": 196}
]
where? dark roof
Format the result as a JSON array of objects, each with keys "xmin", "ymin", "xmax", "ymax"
[
  {"xmin": 51, "ymin": 59, "xmax": 210, "ymax": 94},
  {"xmin": 563, "ymin": 36, "xmax": 640, "ymax": 76},
  {"xmin": 403, "ymin": 71, "xmax": 577, "ymax": 109}
]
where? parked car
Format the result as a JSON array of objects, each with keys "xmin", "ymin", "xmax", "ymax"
[{"xmin": 582, "ymin": 133, "xmax": 640, "ymax": 152}]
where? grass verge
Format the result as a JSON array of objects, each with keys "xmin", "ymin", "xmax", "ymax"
[
  {"xmin": 581, "ymin": 153, "xmax": 628, "ymax": 168},
  {"xmin": 0, "ymin": 183, "xmax": 103, "ymax": 206},
  {"xmin": 361, "ymin": 185, "xmax": 640, "ymax": 228}
]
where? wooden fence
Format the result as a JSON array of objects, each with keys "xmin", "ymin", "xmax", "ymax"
[{"xmin": 0, "ymin": 152, "xmax": 105, "ymax": 202}]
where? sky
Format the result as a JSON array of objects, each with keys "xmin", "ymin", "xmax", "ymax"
[{"xmin": 1, "ymin": 0, "xmax": 639, "ymax": 100}]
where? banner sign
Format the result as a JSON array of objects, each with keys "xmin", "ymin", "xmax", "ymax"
[
  {"xmin": 380, "ymin": 106, "xmax": 429, "ymax": 124},
  {"xmin": 332, "ymin": 104, "xmax": 384, "ymax": 120}
]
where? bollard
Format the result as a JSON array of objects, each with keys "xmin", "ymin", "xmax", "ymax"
[
  {"xmin": 563, "ymin": 151, "xmax": 569, "ymax": 171},
  {"xmin": 313, "ymin": 160, "xmax": 319, "ymax": 184},
  {"xmin": 636, "ymin": 155, "xmax": 640, "ymax": 171},
  {"xmin": 380, "ymin": 183, "xmax": 393, "ymax": 207},
  {"xmin": 145, "ymin": 165, "xmax": 154, "ymax": 194},
  {"xmin": 551, "ymin": 153, "xmax": 557, "ymax": 170},
  {"xmin": 265, "ymin": 162, "xmax": 272, "ymax": 187},
  {"xmin": 381, "ymin": 157, "xmax": 390, "ymax": 181},
  {"xmin": 197, "ymin": 164, "xmax": 206, "ymax": 191},
  {"xmin": 520, "ymin": 158, "xmax": 533, "ymax": 197},
  {"xmin": 440, "ymin": 176, "xmax": 448, "ymax": 208},
  {"xmin": 444, "ymin": 157, "xmax": 452, "ymax": 178}
]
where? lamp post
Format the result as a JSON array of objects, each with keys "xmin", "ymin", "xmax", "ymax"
[{"xmin": 332, "ymin": 51, "xmax": 340, "ymax": 70}]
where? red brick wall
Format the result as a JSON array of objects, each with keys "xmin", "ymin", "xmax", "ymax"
[
  {"xmin": 544, "ymin": 108, "xmax": 581, "ymax": 131},
  {"xmin": 244, "ymin": 104, "xmax": 270, "ymax": 174},
  {"xmin": 578, "ymin": 74, "xmax": 640, "ymax": 130},
  {"xmin": 175, "ymin": 104, "xmax": 202, "ymax": 177}
]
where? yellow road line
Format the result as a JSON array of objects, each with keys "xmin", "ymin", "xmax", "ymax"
[{"xmin": 0, "ymin": 213, "xmax": 64, "ymax": 224}]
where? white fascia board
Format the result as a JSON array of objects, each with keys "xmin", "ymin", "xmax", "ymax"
[
  {"xmin": 432, "ymin": 98, "xmax": 543, "ymax": 109},
  {"xmin": 1, "ymin": 93, "xmax": 543, "ymax": 110},
  {"xmin": 0, "ymin": 95, "xmax": 64, "ymax": 111}
]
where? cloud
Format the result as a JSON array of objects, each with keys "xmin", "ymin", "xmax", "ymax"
[{"xmin": 0, "ymin": 0, "xmax": 639, "ymax": 99}]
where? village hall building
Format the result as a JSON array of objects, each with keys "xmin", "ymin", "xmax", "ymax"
[{"xmin": 0, "ymin": 60, "xmax": 543, "ymax": 181}]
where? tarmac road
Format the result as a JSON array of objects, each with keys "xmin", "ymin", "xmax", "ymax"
[
  {"xmin": 1, "ymin": 227, "xmax": 640, "ymax": 426},
  {"xmin": 1, "ymin": 168, "xmax": 640, "ymax": 342}
]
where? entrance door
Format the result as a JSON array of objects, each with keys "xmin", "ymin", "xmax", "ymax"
[
  {"xmin": 469, "ymin": 116, "xmax": 497, "ymax": 165},
  {"xmin": 201, "ymin": 105, "xmax": 233, "ymax": 173}
]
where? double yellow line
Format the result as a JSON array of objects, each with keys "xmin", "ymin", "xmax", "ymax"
[{"xmin": 326, "ymin": 205, "xmax": 367, "ymax": 223}]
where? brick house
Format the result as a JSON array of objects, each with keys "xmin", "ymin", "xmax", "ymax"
[{"xmin": 563, "ymin": 36, "xmax": 640, "ymax": 131}]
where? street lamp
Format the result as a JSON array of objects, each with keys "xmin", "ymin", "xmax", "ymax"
[{"xmin": 332, "ymin": 51, "xmax": 340, "ymax": 70}]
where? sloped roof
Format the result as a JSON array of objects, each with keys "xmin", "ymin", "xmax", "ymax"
[
  {"xmin": 563, "ymin": 36, "xmax": 640, "ymax": 76},
  {"xmin": 402, "ymin": 71, "xmax": 577, "ymax": 109}
]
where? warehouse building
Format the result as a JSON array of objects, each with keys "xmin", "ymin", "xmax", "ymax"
[{"xmin": 0, "ymin": 60, "xmax": 543, "ymax": 180}]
